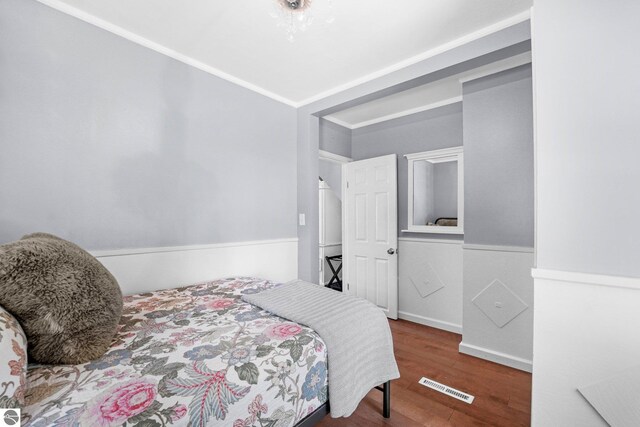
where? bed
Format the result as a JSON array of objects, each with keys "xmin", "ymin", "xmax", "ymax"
[{"xmin": 20, "ymin": 277, "xmax": 329, "ymax": 427}]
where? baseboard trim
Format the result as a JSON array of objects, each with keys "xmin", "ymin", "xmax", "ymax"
[
  {"xmin": 459, "ymin": 342, "xmax": 532, "ymax": 372},
  {"xmin": 532, "ymin": 268, "xmax": 640, "ymax": 291},
  {"xmin": 398, "ymin": 311, "xmax": 462, "ymax": 334},
  {"xmin": 462, "ymin": 243, "xmax": 534, "ymax": 253}
]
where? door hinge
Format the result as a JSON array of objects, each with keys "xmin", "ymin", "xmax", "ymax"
[
  {"xmin": 346, "ymin": 181, "xmax": 349, "ymax": 189},
  {"xmin": 347, "ymin": 282, "xmax": 350, "ymax": 291}
]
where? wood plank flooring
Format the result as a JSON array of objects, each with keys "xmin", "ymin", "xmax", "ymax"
[{"xmin": 318, "ymin": 320, "xmax": 532, "ymax": 426}]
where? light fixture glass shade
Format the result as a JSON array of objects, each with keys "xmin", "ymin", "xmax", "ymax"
[{"xmin": 270, "ymin": 0, "xmax": 334, "ymax": 42}]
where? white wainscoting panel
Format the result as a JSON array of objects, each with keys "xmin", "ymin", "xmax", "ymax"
[
  {"xmin": 92, "ymin": 238, "xmax": 298, "ymax": 296},
  {"xmin": 398, "ymin": 238, "xmax": 463, "ymax": 333},
  {"xmin": 531, "ymin": 269, "xmax": 640, "ymax": 427},
  {"xmin": 460, "ymin": 245, "xmax": 534, "ymax": 372}
]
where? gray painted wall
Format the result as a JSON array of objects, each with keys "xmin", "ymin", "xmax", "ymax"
[
  {"xmin": 463, "ymin": 64, "xmax": 534, "ymax": 247},
  {"xmin": 318, "ymin": 119, "xmax": 351, "ymax": 200},
  {"xmin": 460, "ymin": 65, "xmax": 534, "ymax": 372},
  {"xmin": 0, "ymin": 0, "xmax": 297, "ymax": 250},
  {"xmin": 297, "ymin": 23, "xmax": 532, "ymax": 282},
  {"xmin": 318, "ymin": 160, "xmax": 343, "ymax": 201},
  {"xmin": 319, "ymin": 119, "xmax": 352, "ymax": 158},
  {"xmin": 352, "ymin": 103, "xmax": 464, "ymax": 238},
  {"xmin": 534, "ymin": 0, "xmax": 640, "ymax": 278},
  {"xmin": 532, "ymin": 1, "xmax": 640, "ymax": 425}
]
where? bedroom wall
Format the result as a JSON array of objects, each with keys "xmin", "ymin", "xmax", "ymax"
[
  {"xmin": 532, "ymin": 1, "xmax": 640, "ymax": 425},
  {"xmin": 0, "ymin": 0, "xmax": 298, "ymax": 291},
  {"xmin": 320, "ymin": 119, "xmax": 352, "ymax": 159},
  {"xmin": 318, "ymin": 119, "xmax": 351, "ymax": 200},
  {"xmin": 296, "ymin": 22, "xmax": 533, "ymax": 285},
  {"xmin": 462, "ymin": 65, "xmax": 534, "ymax": 248},
  {"xmin": 352, "ymin": 103, "xmax": 464, "ymax": 332},
  {"xmin": 352, "ymin": 102, "xmax": 464, "ymax": 237},
  {"xmin": 318, "ymin": 160, "xmax": 343, "ymax": 201},
  {"xmin": 459, "ymin": 64, "xmax": 535, "ymax": 371}
]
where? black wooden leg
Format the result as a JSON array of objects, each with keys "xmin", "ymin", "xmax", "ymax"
[{"xmin": 382, "ymin": 381, "xmax": 391, "ymax": 418}]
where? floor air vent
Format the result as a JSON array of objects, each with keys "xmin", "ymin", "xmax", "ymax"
[{"xmin": 418, "ymin": 377, "xmax": 475, "ymax": 404}]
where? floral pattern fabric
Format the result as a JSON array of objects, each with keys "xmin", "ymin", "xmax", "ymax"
[
  {"xmin": 21, "ymin": 277, "xmax": 328, "ymax": 427},
  {"xmin": 0, "ymin": 305, "xmax": 28, "ymax": 408}
]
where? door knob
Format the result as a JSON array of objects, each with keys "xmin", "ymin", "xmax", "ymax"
[{"xmin": 387, "ymin": 248, "xmax": 395, "ymax": 255}]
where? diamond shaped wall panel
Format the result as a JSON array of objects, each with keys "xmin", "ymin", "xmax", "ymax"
[
  {"xmin": 410, "ymin": 262, "xmax": 445, "ymax": 298},
  {"xmin": 472, "ymin": 279, "xmax": 528, "ymax": 328}
]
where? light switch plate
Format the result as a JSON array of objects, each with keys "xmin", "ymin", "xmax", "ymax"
[{"xmin": 299, "ymin": 213, "xmax": 305, "ymax": 226}]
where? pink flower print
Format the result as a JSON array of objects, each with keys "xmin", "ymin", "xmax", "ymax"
[
  {"xmin": 80, "ymin": 379, "xmax": 157, "ymax": 426},
  {"xmin": 265, "ymin": 323, "xmax": 303, "ymax": 340},
  {"xmin": 207, "ymin": 298, "xmax": 236, "ymax": 310},
  {"xmin": 170, "ymin": 404, "xmax": 188, "ymax": 422},
  {"xmin": 248, "ymin": 394, "xmax": 268, "ymax": 419}
]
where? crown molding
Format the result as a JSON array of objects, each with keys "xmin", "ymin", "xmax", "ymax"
[
  {"xmin": 321, "ymin": 116, "xmax": 354, "ymax": 130},
  {"xmin": 345, "ymin": 96, "xmax": 462, "ymax": 130},
  {"xmin": 297, "ymin": 10, "xmax": 531, "ymax": 107},
  {"xmin": 36, "ymin": 1, "xmax": 530, "ymax": 110},
  {"xmin": 318, "ymin": 150, "xmax": 352, "ymax": 164},
  {"xmin": 459, "ymin": 52, "xmax": 532, "ymax": 83},
  {"xmin": 36, "ymin": 0, "xmax": 299, "ymax": 107}
]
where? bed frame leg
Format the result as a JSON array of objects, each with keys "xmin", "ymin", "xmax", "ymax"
[{"xmin": 382, "ymin": 381, "xmax": 391, "ymax": 418}]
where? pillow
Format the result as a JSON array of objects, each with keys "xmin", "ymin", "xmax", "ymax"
[
  {"xmin": 0, "ymin": 233, "xmax": 123, "ymax": 365},
  {"xmin": 0, "ymin": 305, "xmax": 27, "ymax": 408}
]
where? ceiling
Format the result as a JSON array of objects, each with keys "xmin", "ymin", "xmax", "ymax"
[
  {"xmin": 40, "ymin": 0, "xmax": 532, "ymax": 106},
  {"xmin": 325, "ymin": 52, "xmax": 532, "ymax": 129}
]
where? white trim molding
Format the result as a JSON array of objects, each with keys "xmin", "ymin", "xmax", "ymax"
[
  {"xmin": 352, "ymin": 97, "xmax": 462, "ymax": 130},
  {"xmin": 458, "ymin": 51, "xmax": 532, "ymax": 83},
  {"xmin": 532, "ymin": 268, "xmax": 640, "ymax": 291},
  {"xmin": 405, "ymin": 146, "xmax": 464, "ymax": 235},
  {"xmin": 398, "ymin": 237, "xmax": 463, "ymax": 245},
  {"xmin": 90, "ymin": 238, "xmax": 298, "ymax": 258},
  {"xmin": 93, "ymin": 238, "xmax": 298, "ymax": 295},
  {"xmin": 463, "ymin": 243, "xmax": 534, "ymax": 253},
  {"xmin": 399, "ymin": 311, "xmax": 462, "ymax": 334},
  {"xmin": 318, "ymin": 150, "xmax": 352, "ymax": 164},
  {"xmin": 37, "ymin": 0, "xmax": 530, "ymax": 108},
  {"xmin": 35, "ymin": 0, "xmax": 298, "ymax": 107},
  {"xmin": 298, "ymin": 10, "xmax": 531, "ymax": 106},
  {"xmin": 459, "ymin": 342, "xmax": 532, "ymax": 372},
  {"xmin": 321, "ymin": 116, "xmax": 354, "ymax": 130},
  {"xmin": 329, "ymin": 97, "xmax": 463, "ymax": 131}
]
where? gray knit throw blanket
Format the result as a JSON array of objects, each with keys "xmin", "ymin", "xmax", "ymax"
[{"xmin": 242, "ymin": 279, "xmax": 400, "ymax": 417}]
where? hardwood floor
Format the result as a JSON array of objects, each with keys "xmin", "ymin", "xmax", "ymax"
[{"xmin": 318, "ymin": 320, "xmax": 532, "ymax": 426}]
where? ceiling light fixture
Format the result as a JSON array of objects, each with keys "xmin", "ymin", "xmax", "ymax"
[{"xmin": 271, "ymin": 0, "xmax": 334, "ymax": 42}]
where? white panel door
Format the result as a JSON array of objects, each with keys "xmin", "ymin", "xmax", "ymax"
[{"xmin": 343, "ymin": 154, "xmax": 398, "ymax": 319}]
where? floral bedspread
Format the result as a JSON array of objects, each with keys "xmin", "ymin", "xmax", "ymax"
[{"xmin": 22, "ymin": 277, "xmax": 328, "ymax": 427}]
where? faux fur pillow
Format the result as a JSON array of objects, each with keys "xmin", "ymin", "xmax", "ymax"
[{"xmin": 0, "ymin": 233, "xmax": 122, "ymax": 365}]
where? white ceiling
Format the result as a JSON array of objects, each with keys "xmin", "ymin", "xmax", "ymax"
[
  {"xmin": 325, "ymin": 52, "xmax": 532, "ymax": 129},
  {"xmin": 40, "ymin": 0, "xmax": 532, "ymax": 106}
]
